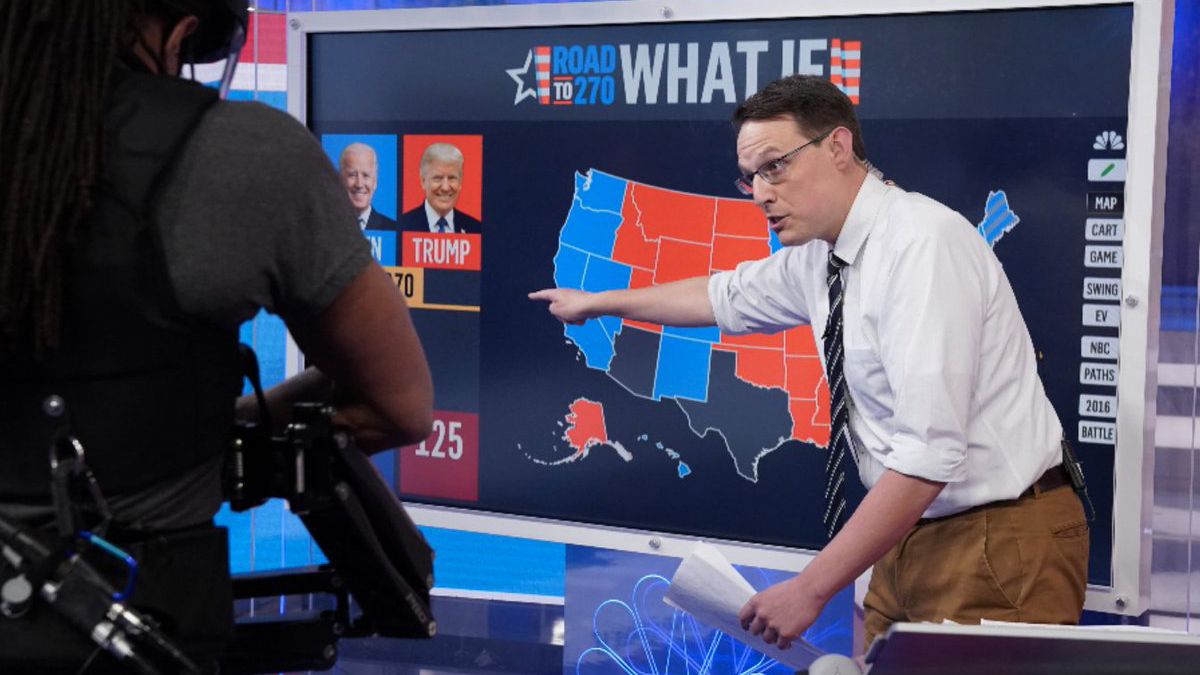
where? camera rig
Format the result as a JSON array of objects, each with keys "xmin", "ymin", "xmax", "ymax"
[{"xmin": 219, "ymin": 402, "xmax": 436, "ymax": 673}]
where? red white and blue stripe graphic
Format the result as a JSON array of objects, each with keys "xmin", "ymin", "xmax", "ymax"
[
  {"xmin": 830, "ymin": 39, "xmax": 861, "ymax": 105},
  {"xmin": 535, "ymin": 46, "xmax": 552, "ymax": 104},
  {"xmin": 193, "ymin": 12, "xmax": 287, "ymax": 109}
]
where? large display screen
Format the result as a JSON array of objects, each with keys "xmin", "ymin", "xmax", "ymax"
[{"xmin": 306, "ymin": 4, "xmax": 1133, "ymax": 585}]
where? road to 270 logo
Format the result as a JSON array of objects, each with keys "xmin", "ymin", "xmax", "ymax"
[{"xmin": 506, "ymin": 40, "xmax": 861, "ymax": 107}]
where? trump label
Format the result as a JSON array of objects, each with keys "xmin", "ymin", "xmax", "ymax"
[{"xmin": 402, "ymin": 232, "xmax": 482, "ymax": 270}]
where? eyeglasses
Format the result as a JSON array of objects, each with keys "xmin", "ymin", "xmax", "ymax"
[{"xmin": 734, "ymin": 128, "xmax": 834, "ymax": 196}]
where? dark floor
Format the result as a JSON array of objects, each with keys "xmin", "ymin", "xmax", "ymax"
[
  {"xmin": 227, "ymin": 595, "xmax": 564, "ymax": 675},
  {"xmin": 335, "ymin": 596, "xmax": 564, "ymax": 675}
]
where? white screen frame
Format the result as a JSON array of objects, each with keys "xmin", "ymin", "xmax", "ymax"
[{"xmin": 284, "ymin": 0, "xmax": 1174, "ymax": 616}]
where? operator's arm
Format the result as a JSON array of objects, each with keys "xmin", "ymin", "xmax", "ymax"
[
  {"xmin": 738, "ymin": 469, "xmax": 945, "ymax": 649},
  {"xmin": 529, "ymin": 276, "xmax": 715, "ymax": 327},
  {"xmin": 234, "ymin": 365, "xmax": 330, "ymax": 431},
  {"xmin": 283, "ymin": 263, "xmax": 434, "ymax": 452}
]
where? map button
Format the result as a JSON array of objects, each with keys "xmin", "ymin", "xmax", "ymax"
[{"xmin": 1086, "ymin": 191, "xmax": 1123, "ymax": 215}]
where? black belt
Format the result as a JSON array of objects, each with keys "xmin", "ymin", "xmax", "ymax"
[
  {"xmin": 1020, "ymin": 464, "xmax": 1071, "ymax": 498},
  {"xmin": 917, "ymin": 465, "xmax": 1071, "ymax": 525}
]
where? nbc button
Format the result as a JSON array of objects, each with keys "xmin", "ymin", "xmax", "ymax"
[{"xmin": 1087, "ymin": 159, "xmax": 1126, "ymax": 182}]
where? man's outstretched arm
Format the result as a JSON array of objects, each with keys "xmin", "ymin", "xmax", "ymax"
[{"xmin": 529, "ymin": 276, "xmax": 715, "ymax": 327}]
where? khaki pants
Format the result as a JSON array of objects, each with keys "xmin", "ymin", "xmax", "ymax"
[{"xmin": 863, "ymin": 484, "xmax": 1089, "ymax": 650}]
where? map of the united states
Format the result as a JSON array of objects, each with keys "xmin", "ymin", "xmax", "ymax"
[
  {"xmin": 545, "ymin": 170, "xmax": 1021, "ymax": 482},
  {"xmin": 551, "ymin": 169, "xmax": 830, "ymax": 482}
]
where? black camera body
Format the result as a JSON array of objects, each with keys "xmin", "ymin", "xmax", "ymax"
[{"xmin": 224, "ymin": 402, "xmax": 347, "ymax": 515}]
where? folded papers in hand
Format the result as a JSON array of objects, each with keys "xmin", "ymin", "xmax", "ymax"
[{"xmin": 664, "ymin": 542, "xmax": 824, "ymax": 670}]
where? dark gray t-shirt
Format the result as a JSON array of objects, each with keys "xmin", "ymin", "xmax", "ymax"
[
  {"xmin": 1, "ymin": 100, "xmax": 372, "ymax": 530},
  {"xmin": 160, "ymin": 100, "xmax": 371, "ymax": 328}
]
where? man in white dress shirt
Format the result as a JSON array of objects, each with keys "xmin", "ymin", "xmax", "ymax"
[{"xmin": 530, "ymin": 75, "xmax": 1088, "ymax": 651}]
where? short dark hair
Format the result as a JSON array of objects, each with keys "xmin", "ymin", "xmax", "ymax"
[{"xmin": 732, "ymin": 75, "xmax": 867, "ymax": 161}]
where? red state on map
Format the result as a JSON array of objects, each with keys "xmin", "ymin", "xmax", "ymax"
[
  {"xmin": 563, "ymin": 398, "xmax": 610, "ymax": 453},
  {"xmin": 712, "ymin": 234, "xmax": 772, "ymax": 272},
  {"xmin": 790, "ymin": 396, "xmax": 830, "ymax": 443},
  {"xmin": 812, "ymin": 376, "xmax": 831, "ymax": 428},
  {"xmin": 720, "ymin": 331, "xmax": 785, "ymax": 349},
  {"xmin": 786, "ymin": 355, "xmax": 824, "ymax": 399},
  {"xmin": 787, "ymin": 359, "xmax": 830, "ymax": 443},
  {"xmin": 785, "ymin": 326, "xmax": 819, "ymax": 356},
  {"xmin": 612, "ymin": 192, "xmax": 659, "ymax": 269},
  {"xmin": 632, "ymin": 184, "xmax": 717, "ymax": 244},
  {"xmin": 731, "ymin": 346, "xmax": 786, "ymax": 390},
  {"xmin": 715, "ymin": 197, "xmax": 767, "ymax": 237},
  {"xmin": 654, "ymin": 238, "xmax": 711, "ymax": 284}
]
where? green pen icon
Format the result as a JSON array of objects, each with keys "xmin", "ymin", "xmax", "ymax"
[{"xmin": 1088, "ymin": 158, "xmax": 1125, "ymax": 181}]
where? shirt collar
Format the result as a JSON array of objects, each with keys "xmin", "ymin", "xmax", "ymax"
[
  {"xmin": 831, "ymin": 172, "xmax": 890, "ymax": 267},
  {"xmin": 357, "ymin": 206, "xmax": 372, "ymax": 230},
  {"xmin": 424, "ymin": 201, "xmax": 455, "ymax": 232}
]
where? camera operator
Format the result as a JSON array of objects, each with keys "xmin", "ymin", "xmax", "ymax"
[{"xmin": 0, "ymin": 1, "xmax": 433, "ymax": 671}]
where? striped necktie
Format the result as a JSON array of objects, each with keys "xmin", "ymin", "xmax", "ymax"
[{"xmin": 822, "ymin": 252, "xmax": 854, "ymax": 539}]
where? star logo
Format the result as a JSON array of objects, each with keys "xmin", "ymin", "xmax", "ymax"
[{"xmin": 506, "ymin": 49, "xmax": 538, "ymax": 106}]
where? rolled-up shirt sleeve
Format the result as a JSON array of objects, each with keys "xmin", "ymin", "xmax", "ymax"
[
  {"xmin": 876, "ymin": 229, "xmax": 987, "ymax": 484},
  {"xmin": 708, "ymin": 250, "xmax": 813, "ymax": 335}
]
